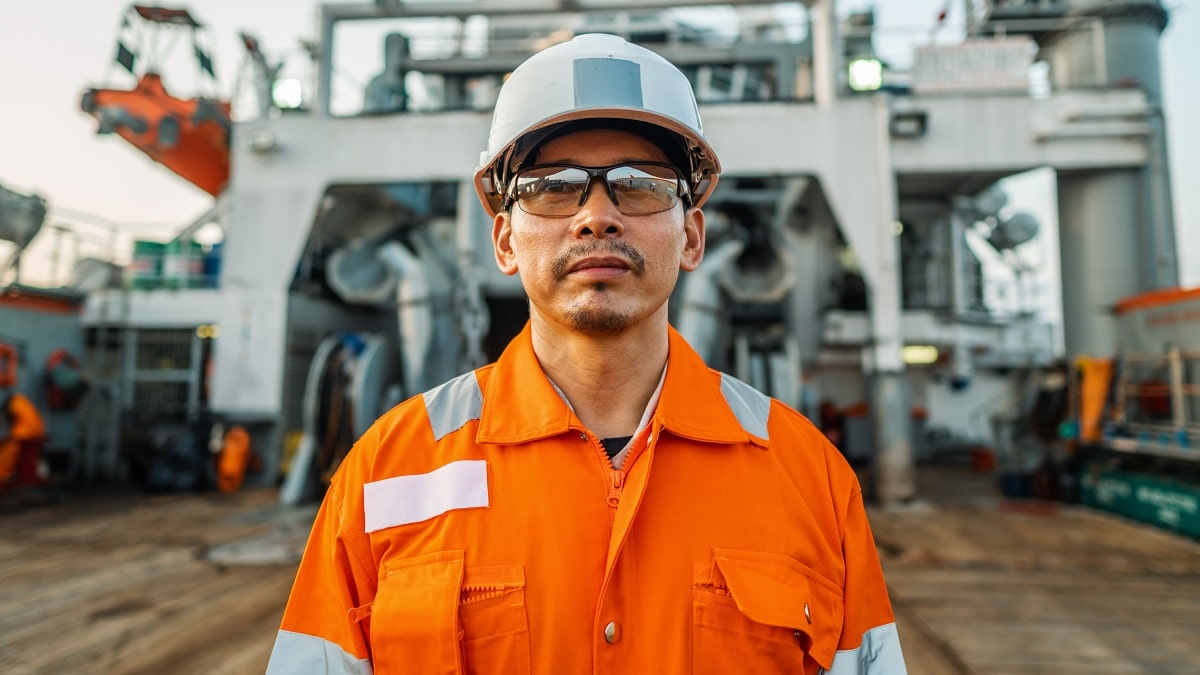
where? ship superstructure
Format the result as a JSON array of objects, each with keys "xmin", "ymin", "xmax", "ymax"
[{"xmin": 68, "ymin": 0, "xmax": 1186, "ymax": 506}]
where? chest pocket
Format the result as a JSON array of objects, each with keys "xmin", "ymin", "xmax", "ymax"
[
  {"xmin": 693, "ymin": 548, "xmax": 844, "ymax": 675},
  {"xmin": 370, "ymin": 550, "xmax": 531, "ymax": 675}
]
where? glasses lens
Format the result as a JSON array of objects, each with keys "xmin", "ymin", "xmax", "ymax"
[
  {"xmin": 511, "ymin": 163, "xmax": 684, "ymax": 217},
  {"xmin": 511, "ymin": 166, "xmax": 590, "ymax": 217},
  {"xmin": 606, "ymin": 164, "xmax": 682, "ymax": 215}
]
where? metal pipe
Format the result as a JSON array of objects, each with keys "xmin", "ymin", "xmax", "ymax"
[
  {"xmin": 675, "ymin": 238, "xmax": 743, "ymax": 365},
  {"xmin": 378, "ymin": 241, "xmax": 434, "ymax": 397},
  {"xmin": 315, "ymin": 5, "xmax": 336, "ymax": 117},
  {"xmin": 337, "ymin": 0, "xmax": 808, "ymax": 22},
  {"xmin": 810, "ymin": 0, "xmax": 838, "ymax": 106},
  {"xmin": 948, "ymin": 210, "xmax": 967, "ymax": 317},
  {"xmin": 1169, "ymin": 345, "xmax": 1186, "ymax": 431},
  {"xmin": 867, "ymin": 93, "xmax": 914, "ymax": 504},
  {"xmin": 872, "ymin": 372, "xmax": 915, "ymax": 503}
]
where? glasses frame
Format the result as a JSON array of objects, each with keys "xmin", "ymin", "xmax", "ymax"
[{"xmin": 503, "ymin": 162, "xmax": 691, "ymax": 217}]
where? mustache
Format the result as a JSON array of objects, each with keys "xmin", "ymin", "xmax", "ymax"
[{"xmin": 552, "ymin": 241, "xmax": 647, "ymax": 281}]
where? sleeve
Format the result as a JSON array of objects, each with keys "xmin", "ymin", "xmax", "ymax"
[
  {"xmin": 826, "ymin": 486, "xmax": 908, "ymax": 674},
  {"xmin": 266, "ymin": 442, "xmax": 378, "ymax": 675}
]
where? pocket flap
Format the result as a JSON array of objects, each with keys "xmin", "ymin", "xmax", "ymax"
[
  {"xmin": 373, "ymin": 549, "xmax": 466, "ymax": 671},
  {"xmin": 712, "ymin": 548, "xmax": 844, "ymax": 669}
]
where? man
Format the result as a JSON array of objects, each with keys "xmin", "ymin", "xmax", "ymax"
[
  {"xmin": 269, "ymin": 34, "xmax": 905, "ymax": 674},
  {"xmin": 0, "ymin": 393, "xmax": 46, "ymax": 487}
]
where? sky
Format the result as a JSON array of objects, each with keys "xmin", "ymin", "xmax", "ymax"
[{"xmin": 0, "ymin": 0, "xmax": 1196, "ymax": 292}]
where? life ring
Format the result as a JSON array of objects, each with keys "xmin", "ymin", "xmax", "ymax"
[
  {"xmin": 0, "ymin": 342, "xmax": 16, "ymax": 388},
  {"xmin": 44, "ymin": 349, "xmax": 88, "ymax": 410}
]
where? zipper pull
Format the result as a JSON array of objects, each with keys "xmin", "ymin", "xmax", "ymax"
[{"xmin": 607, "ymin": 469, "xmax": 624, "ymax": 507}]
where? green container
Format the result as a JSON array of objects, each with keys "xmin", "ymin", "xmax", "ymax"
[
  {"xmin": 1080, "ymin": 464, "xmax": 1200, "ymax": 538},
  {"xmin": 163, "ymin": 239, "xmax": 205, "ymax": 289},
  {"xmin": 128, "ymin": 240, "xmax": 166, "ymax": 290}
]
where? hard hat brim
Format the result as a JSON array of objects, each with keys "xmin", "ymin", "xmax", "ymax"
[{"xmin": 474, "ymin": 106, "xmax": 721, "ymax": 218}]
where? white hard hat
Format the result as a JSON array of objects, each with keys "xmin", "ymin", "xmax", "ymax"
[{"xmin": 474, "ymin": 33, "xmax": 721, "ymax": 217}]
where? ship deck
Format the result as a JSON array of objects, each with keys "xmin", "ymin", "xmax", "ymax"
[
  {"xmin": 874, "ymin": 467, "xmax": 1200, "ymax": 674},
  {"xmin": 2, "ymin": 467, "xmax": 1198, "ymax": 674}
]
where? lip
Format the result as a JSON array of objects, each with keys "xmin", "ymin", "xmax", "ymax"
[{"xmin": 567, "ymin": 256, "xmax": 631, "ymax": 276}]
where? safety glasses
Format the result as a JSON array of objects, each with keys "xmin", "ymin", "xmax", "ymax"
[{"xmin": 505, "ymin": 162, "xmax": 690, "ymax": 217}]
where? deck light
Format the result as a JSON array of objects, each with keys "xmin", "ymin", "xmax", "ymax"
[
  {"xmin": 272, "ymin": 78, "xmax": 304, "ymax": 110},
  {"xmin": 848, "ymin": 58, "xmax": 883, "ymax": 91},
  {"xmin": 902, "ymin": 345, "xmax": 939, "ymax": 365}
]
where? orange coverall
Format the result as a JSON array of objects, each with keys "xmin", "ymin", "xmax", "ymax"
[
  {"xmin": 0, "ymin": 394, "xmax": 46, "ymax": 483},
  {"xmin": 269, "ymin": 325, "xmax": 905, "ymax": 674}
]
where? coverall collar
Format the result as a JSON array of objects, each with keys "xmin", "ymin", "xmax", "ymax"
[{"xmin": 476, "ymin": 322, "xmax": 761, "ymax": 447}]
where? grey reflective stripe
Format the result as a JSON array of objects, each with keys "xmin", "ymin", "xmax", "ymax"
[
  {"xmin": 822, "ymin": 623, "xmax": 907, "ymax": 675},
  {"xmin": 574, "ymin": 57, "xmax": 643, "ymax": 109},
  {"xmin": 266, "ymin": 630, "xmax": 373, "ymax": 675},
  {"xmin": 422, "ymin": 371, "xmax": 484, "ymax": 441},
  {"xmin": 719, "ymin": 373, "xmax": 771, "ymax": 440}
]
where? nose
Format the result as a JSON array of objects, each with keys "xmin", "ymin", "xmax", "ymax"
[{"xmin": 571, "ymin": 180, "xmax": 624, "ymax": 239}]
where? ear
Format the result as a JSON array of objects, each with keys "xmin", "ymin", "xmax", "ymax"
[
  {"xmin": 679, "ymin": 207, "xmax": 705, "ymax": 272},
  {"xmin": 493, "ymin": 211, "xmax": 520, "ymax": 276}
]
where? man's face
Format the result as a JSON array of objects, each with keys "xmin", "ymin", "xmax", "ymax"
[{"xmin": 492, "ymin": 128, "xmax": 705, "ymax": 336}]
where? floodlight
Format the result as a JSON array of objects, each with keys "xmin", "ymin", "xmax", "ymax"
[{"xmin": 848, "ymin": 58, "xmax": 883, "ymax": 91}]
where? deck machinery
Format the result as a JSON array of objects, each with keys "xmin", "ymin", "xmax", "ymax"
[{"xmin": 75, "ymin": 0, "xmax": 1184, "ymax": 506}]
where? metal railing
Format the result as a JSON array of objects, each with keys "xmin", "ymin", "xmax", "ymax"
[
  {"xmin": 1105, "ymin": 347, "xmax": 1200, "ymax": 461},
  {"xmin": 307, "ymin": 10, "xmax": 1118, "ymax": 118},
  {"xmin": 7, "ymin": 212, "xmax": 223, "ymax": 292}
]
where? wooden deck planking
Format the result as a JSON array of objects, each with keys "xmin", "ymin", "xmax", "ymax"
[
  {"xmin": 1, "ymin": 489, "xmax": 296, "ymax": 675},
  {"xmin": 873, "ymin": 468, "xmax": 1200, "ymax": 674},
  {"xmin": 2, "ymin": 466, "xmax": 1199, "ymax": 673}
]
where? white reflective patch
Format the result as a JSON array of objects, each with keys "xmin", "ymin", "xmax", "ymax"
[
  {"xmin": 266, "ymin": 630, "xmax": 372, "ymax": 675},
  {"xmin": 719, "ymin": 373, "xmax": 771, "ymax": 440},
  {"xmin": 423, "ymin": 371, "xmax": 483, "ymax": 441},
  {"xmin": 573, "ymin": 57, "xmax": 642, "ymax": 108},
  {"xmin": 364, "ymin": 460, "xmax": 489, "ymax": 533},
  {"xmin": 822, "ymin": 622, "xmax": 907, "ymax": 674}
]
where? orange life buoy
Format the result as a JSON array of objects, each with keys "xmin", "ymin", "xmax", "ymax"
[
  {"xmin": 44, "ymin": 349, "xmax": 87, "ymax": 410},
  {"xmin": 0, "ymin": 342, "xmax": 17, "ymax": 388}
]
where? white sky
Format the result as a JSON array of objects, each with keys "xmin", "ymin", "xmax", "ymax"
[{"xmin": 1, "ymin": 0, "xmax": 1196, "ymax": 290}]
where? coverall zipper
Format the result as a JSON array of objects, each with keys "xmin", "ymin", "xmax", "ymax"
[
  {"xmin": 583, "ymin": 429, "xmax": 627, "ymax": 511},
  {"xmin": 608, "ymin": 468, "xmax": 624, "ymax": 508}
]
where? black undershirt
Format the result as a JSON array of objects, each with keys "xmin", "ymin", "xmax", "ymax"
[{"xmin": 600, "ymin": 436, "xmax": 633, "ymax": 460}]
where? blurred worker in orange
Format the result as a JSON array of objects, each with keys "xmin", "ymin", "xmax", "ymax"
[
  {"xmin": 0, "ymin": 393, "xmax": 46, "ymax": 486},
  {"xmin": 270, "ymin": 34, "xmax": 905, "ymax": 674}
]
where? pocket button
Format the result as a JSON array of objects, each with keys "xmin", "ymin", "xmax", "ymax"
[{"xmin": 604, "ymin": 621, "xmax": 622, "ymax": 644}]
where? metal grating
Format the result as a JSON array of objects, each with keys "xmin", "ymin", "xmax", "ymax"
[
  {"xmin": 135, "ymin": 329, "xmax": 194, "ymax": 370},
  {"xmin": 124, "ymin": 328, "xmax": 203, "ymax": 424},
  {"xmin": 282, "ymin": 327, "xmax": 322, "ymax": 432}
]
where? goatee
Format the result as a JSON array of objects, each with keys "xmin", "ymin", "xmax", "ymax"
[{"xmin": 564, "ymin": 288, "xmax": 633, "ymax": 334}]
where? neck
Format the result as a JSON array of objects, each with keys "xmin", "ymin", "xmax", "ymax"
[{"xmin": 529, "ymin": 310, "xmax": 669, "ymax": 440}]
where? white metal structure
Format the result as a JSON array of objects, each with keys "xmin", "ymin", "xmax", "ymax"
[{"xmin": 81, "ymin": 0, "xmax": 1178, "ymax": 504}]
